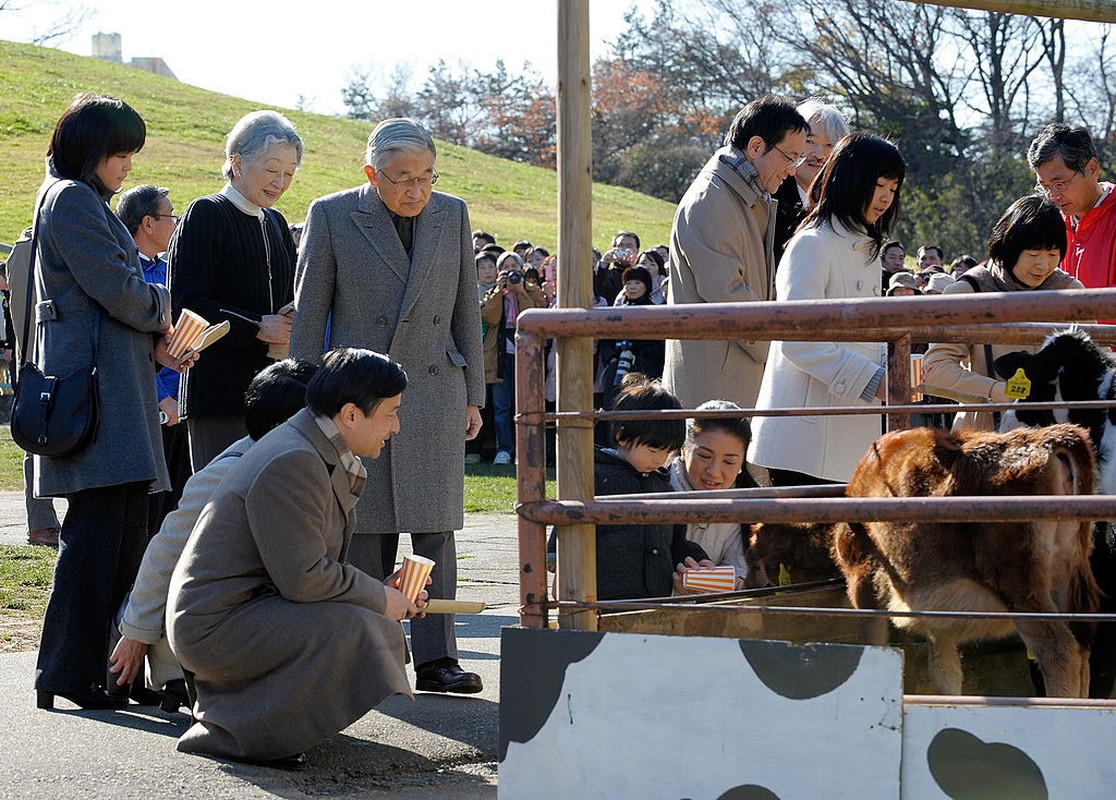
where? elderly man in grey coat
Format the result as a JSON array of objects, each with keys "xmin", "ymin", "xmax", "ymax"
[
  {"xmin": 664, "ymin": 96, "xmax": 810, "ymax": 412},
  {"xmin": 290, "ymin": 118, "xmax": 486, "ymax": 694}
]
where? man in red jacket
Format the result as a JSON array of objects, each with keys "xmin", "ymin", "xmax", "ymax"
[{"xmin": 1028, "ymin": 123, "xmax": 1116, "ymax": 296}]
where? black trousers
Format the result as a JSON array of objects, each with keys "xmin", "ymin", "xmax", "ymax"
[
  {"xmin": 147, "ymin": 423, "xmax": 191, "ymax": 536},
  {"xmin": 34, "ymin": 481, "xmax": 149, "ymax": 694}
]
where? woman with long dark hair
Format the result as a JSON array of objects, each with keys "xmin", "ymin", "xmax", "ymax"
[
  {"xmin": 749, "ymin": 132, "xmax": 906, "ymax": 486},
  {"xmin": 32, "ymin": 94, "xmax": 194, "ymax": 710}
]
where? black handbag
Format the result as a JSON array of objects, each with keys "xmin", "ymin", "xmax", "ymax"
[{"xmin": 9, "ymin": 188, "xmax": 101, "ymax": 457}]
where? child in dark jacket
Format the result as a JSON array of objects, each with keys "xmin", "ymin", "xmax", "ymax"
[{"xmin": 550, "ymin": 373, "xmax": 709, "ymax": 600}]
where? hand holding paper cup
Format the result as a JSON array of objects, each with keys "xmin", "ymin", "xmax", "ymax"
[
  {"xmin": 167, "ymin": 309, "xmax": 208, "ymax": 359},
  {"xmin": 399, "ymin": 554, "xmax": 435, "ymax": 604},
  {"xmin": 681, "ymin": 565, "xmax": 736, "ymax": 594}
]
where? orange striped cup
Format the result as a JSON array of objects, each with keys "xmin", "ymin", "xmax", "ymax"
[
  {"xmin": 681, "ymin": 565, "xmax": 736, "ymax": 594},
  {"xmin": 167, "ymin": 309, "xmax": 208, "ymax": 359},
  {"xmin": 910, "ymin": 353, "xmax": 925, "ymax": 402},
  {"xmin": 400, "ymin": 554, "xmax": 435, "ymax": 604}
]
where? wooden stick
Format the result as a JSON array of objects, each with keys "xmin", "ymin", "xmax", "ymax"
[{"xmin": 424, "ymin": 599, "xmax": 487, "ymax": 615}]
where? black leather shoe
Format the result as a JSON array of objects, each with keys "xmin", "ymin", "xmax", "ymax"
[
  {"xmin": 415, "ymin": 659, "xmax": 483, "ymax": 694},
  {"xmin": 37, "ymin": 686, "xmax": 129, "ymax": 711},
  {"xmin": 128, "ymin": 684, "xmax": 164, "ymax": 706}
]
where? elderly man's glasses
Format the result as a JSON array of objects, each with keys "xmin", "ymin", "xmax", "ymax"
[
  {"xmin": 150, "ymin": 212, "xmax": 179, "ymax": 224},
  {"xmin": 1035, "ymin": 171, "xmax": 1082, "ymax": 199},
  {"xmin": 377, "ymin": 170, "xmax": 439, "ymax": 189},
  {"xmin": 770, "ymin": 143, "xmax": 807, "ymax": 170}
]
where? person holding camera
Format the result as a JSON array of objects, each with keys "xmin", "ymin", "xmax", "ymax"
[
  {"xmin": 594, "ymin": 231, "xmax": 641, "ymax": 306},
  {"xmin": 480, "ymin": 251, "xmax": 545, "ymax": 465}
]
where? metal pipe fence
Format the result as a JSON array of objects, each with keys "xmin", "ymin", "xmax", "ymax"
[{"xmin": 514, "ymin": 289, "xmax": 1116, "ymax": 629}]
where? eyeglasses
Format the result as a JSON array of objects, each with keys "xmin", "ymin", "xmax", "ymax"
[
  {"xmin": 377, "ymin": 170, "xmax": 439, "ymax": 189},
  {"xmin": 770, "ymin": 143, "xmax": 807, "ymax": 170},
  {"xmin": 150, "ymin": 213, "xmax": 180, "ymax": 224},
  {"xmin": 1034, "ymin": 171, "xmax": 1081, "ymax": 199}
]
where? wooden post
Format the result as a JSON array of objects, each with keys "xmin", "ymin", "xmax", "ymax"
[
  {"xmin": 554, "ymin": 0, "xmax": 597, "ymax": 631},
  {"xmin": 903, "ymin": 0, "xmax": 1116, "ymax": 23},
  {"xmin": 887, "ymin": 334, "xmax": 913, "ymax": 433}
]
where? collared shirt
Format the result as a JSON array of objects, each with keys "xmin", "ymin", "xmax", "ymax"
[
  {"xmin": 219, "ymin": 182, "xmax": 264, "ymax": 219},
  {"xmin": 139, "ymin": 252, "xmax": 179, "ymax": 402},
  {"xmin": 388, "ymin": 211, "xmax": 415, "ymax": 255},
  {"xmin": 313, "ymin": 414, "xmax": 367, "ymax": 497}
]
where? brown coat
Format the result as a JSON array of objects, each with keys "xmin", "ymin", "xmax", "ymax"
[
  {"xmin": 663, "ymin": 147, "xmax": 777, "ymax": 410},
  {"xmin": 166, "ymin": 409, "xmax": 410, "ymax": 760},
  {"xmin": 480, "ymin": 282, "xmax": 546, "ymax": 384}
]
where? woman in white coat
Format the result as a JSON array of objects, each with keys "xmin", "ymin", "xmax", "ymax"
[{"xmin": 749, "ymin": 133, "xmax": 906, "ymax": 486}]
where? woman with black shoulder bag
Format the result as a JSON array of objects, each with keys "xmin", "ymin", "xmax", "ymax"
[{"xmin": 29, "ymin": 94, "xmax": 195, "ymax": 711}]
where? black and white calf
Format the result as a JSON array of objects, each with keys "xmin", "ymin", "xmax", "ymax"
[{"xmin": 995, "ymin": 328, "xmax": 1116, "ymax": 699}]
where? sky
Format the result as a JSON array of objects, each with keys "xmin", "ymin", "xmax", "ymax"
[{"xmin": 2, "ymin": 0, "xmax": 653, "ymax": 115}]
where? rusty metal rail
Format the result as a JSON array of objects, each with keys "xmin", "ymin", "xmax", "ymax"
[{"xmin": 514, "ymin": 291, "xmax": 1116, "ymax": 628}]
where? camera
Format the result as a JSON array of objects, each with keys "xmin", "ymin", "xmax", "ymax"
[{"xmin": 507, "ymin": 270, "xmax": 523, "ymax": 285}]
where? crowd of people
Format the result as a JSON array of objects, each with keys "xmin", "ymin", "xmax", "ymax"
[{"xmin": 6, "ymin": 86, "xmax": 1112, "ymax": 767}]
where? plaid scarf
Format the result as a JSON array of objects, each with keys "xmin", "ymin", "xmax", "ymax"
[{"xmin": 313, "ymin": 414, "xmax": 367, "ymax": 498}]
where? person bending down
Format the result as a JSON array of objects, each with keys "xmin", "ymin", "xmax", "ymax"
[
  {"xmin": 166, "ymin": 348, "xmax": 423, "ymax": 768},
  {"xmin": 108, "ymin": 358, "xmax": 320, "ymax": 711}
]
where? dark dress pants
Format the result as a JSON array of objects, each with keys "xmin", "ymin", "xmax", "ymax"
[
  {"xmin": 347, "ymin": 531, "xmax": 459, "ymax": 668},
  {"xmin": 147, "ymin": 422, "xmax": 191, "ymax": 535},
  {"xmin": 34, "ymin": 481, "xmax": 149, "ymax": 694}
]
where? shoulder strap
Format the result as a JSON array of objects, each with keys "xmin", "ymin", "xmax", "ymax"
[
  {"xmin": 958, "ymin": 273, "xmax": 981, "ymax": 292},
  {"xmin": 20, "ymin": 184, "xmax": 103, "ymax": 373}
]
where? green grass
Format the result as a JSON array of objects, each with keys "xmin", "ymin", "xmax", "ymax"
[
  {"xmin": 0, "ymin": 544, "xmax": 54, "ymax": 651},
  {"xmin": 464, "ymin": 462, "xmax": 556, "ymax": 514},
  {"xmin": 0, "ymin": 39, "xmax": 676, "ymax": 250},
  {"xmin": 0, "ymin": 425, "xmax": 24, "ymax": 491}
]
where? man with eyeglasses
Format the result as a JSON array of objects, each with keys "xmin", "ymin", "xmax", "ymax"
[
  {"xmin": 664, "ymin": 94, "xmax": 809, "ymax": 418},
  {"xmin": 291, "ymin": 118, "xmax": 486, "ymax": 696},
  {"xmin": 1028, "ymin": 123, "xmax": 1116, "ymax": 297},
  {"xmin": 117, "ymin": 184, "xmax": 191, "ymax": 538}
]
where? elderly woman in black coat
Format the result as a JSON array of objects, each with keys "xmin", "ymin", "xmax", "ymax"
[
  {"xmin": 168, "ymin": 110, "xmax": 302, "ymax": 470},
  {"xmin": 32, "ymin": 94, "xmax": 194, "ymax": 711}
]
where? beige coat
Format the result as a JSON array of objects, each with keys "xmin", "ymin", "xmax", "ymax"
[
  {"xmin": 166, "ymin": 409, "xmax": 410, "ymax": 761},
  {"xmin": 663, "ymin": 147, "xmax": 777, "ymax": 410},
  {"xmin": 923, "ymin": 265, "xmax": 1083, "ymax": 431}
]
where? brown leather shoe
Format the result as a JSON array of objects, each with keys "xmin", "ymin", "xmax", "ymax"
[{"xmin": 27, "ymin": 527, "xmax": 60, "ymax": 548}]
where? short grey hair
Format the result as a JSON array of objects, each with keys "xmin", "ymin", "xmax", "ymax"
[
  {"xmin": 1028, "ymin": 122, "xmax": 1098, "ymax": 174},
  {"xmin": 223, "ymin": 110, "xmax": 303, "ymax": 180},
  {"xmin": 797, "ymin": 98, "xmax": 851, "ymax": 145},
  {"xmin": 365, "ymin": 117, "xmax": 436, "ymax": 171},
  {"xmin": 115, "ymin": 184, "xmax": 169, "ymax": 235}
]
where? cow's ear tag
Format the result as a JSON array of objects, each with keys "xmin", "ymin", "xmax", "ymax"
[{"xmin": 1005, "ymin": 368, "xmax": 1031, "ymax": 399}]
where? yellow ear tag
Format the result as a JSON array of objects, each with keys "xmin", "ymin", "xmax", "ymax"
[
  {"xmin": 778, "ymin": 563, "xmax": 792, "ymax": 586},
  {"xmin": 1005, "ymin": 368, "xmax": 1031, "ymax": 399}
]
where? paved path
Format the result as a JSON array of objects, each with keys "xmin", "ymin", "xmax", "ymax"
[{"xmin": 0, "ymin": 493, "xmax": 521, "ymax": 798}]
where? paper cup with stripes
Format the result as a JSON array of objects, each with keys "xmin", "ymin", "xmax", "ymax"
[
  {"xmin": 399, "ymin": 554, "xmax": 435, "ymax": 604},
  {"xmin": 910, "ymin": 353, "xmax": 925, "ymax": 402},
  {"xmin": 681, "ymin": 565, "xmax": 736, "ymax": 594},
  {"xmin": 167, "ymin": 309, "xmax": 207, "ymax": 359}
]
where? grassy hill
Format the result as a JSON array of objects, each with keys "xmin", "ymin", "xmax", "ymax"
[{"xmin": 0, "ymin": 39, "xmax": 677, "ymax": 250}]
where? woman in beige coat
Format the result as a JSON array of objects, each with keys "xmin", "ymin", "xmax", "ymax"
[{"xmin": 924, "ymin": 195, "xmax": 1081, "ymax": 431}]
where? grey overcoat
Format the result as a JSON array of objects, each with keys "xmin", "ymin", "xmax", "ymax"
[
  {"xmin": 290, "ymin": 183, "xmax": 484, "ymax": 534},
  {"xmin": 30, "ymin": 174, "xmax": 171, "ymax": 497},
  {"xmin": 663, "ymin": 147, "xmax": 777, "ymax": 411},
  {"xmin": 167, "ymin": 409, "xmax": 410, "ymax": 761}
]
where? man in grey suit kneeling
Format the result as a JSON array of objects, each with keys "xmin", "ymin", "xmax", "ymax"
[{"xmin": 291, "ymin": 118, "xmax": 485, "ymax": 693}]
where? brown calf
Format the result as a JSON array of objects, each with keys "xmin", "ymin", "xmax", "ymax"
[{"xmin": 834, "ymin": 423, "xmax": 1099, "ymax": 697}]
